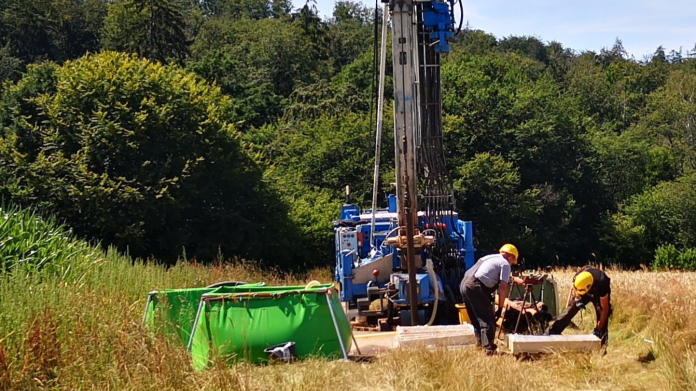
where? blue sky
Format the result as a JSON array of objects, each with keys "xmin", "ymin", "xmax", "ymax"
[{"xmin": 292, "ymin": 0, "xmax": 696, "ymax": 60}]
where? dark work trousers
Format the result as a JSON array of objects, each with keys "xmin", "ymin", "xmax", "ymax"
[
  {"xmin": 460, "ymin": 277, "xmax": 497, "ymax": 352},
  {"xmin": 546, "ymin": 294, "xmax": 612, "ymax": 346}
]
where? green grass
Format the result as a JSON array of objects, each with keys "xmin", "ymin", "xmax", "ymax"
[{"xmin": 1, "ymin": 205, "xmax": 695, "ymax": 390}]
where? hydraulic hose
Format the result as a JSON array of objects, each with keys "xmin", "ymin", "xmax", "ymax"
[
  {"xmin": 370, "ymin": 3, "xmax": 390, "ymax": 246},
  {"xmin": 426, "ymin": 258, "xmax": 439, "ymax": 326}
]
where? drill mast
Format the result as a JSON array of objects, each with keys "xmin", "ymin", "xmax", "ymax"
[
  {"xmin": 333, "ymin": 0, "xmax": 473, "ymax": 329},
  {"xmin": 387, "ymin": 0, "xmax": 456, "ymax": 325}
]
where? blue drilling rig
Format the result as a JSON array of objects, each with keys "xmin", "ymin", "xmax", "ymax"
[{"xmin": 334, "ymin": 0, "xmax": 476, "ymax": 328}]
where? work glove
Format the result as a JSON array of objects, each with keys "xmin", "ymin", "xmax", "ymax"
[
  {"xmin": 575, "ymin": 301, "xmax": 586, "ymax": 309},
  {"xmin": 592, "ymin": 327, "xmax": 603, "ymax": 338}
]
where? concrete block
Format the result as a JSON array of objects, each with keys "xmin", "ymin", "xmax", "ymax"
[{"xmin": 505, "ymin": 333, "xmax": 601, "ymax": 354}]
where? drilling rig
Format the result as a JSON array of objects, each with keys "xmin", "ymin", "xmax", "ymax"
[{"xmin": 334, "ymin": 0, "xmax": 475, "ymax": 328}]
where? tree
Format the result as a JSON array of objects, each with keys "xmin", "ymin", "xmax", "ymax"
[
  {"xmin": 598, "ymin": 38, "xmax": 630, "ymax": 65},
  {"xmin": 565, "ymin": 52, "xmax": 666, "ymax": 134},
  {"xmin": 442, "ymin": 52, "xmax": 601, "ymax": 265},
  {"xmin": 191, "ymin": 17, "xmax": 318, "ymax": 98},
  {"xmin": 0, "ymin": 44, "xmax": 23, "ymax": 86},
  {"xmin": 325, "ymin": 1, "xmax": 376, "ymax": 74},
  {"xmin": 332, "ymin": 0, "xmax": 372, "ymax": 25},
  {"xmin": 199, "ymin": 0, "xmax": 290, "ymax": 19},
  {"xmin": 0, "ymin": 52, "xmax": 289, "ymax": 264},
  {"xmin": 650, "ymin": 46, "xmax": 668, "ymax": 65},
  {"xmin": 291, "ymin": 0, "xmax": 332, "ymax": 78},
  {"xmin": 452, "ymin": 153, "xmax": 541, "ymax": 261},
  {"xmin": 261, "ymin": 113, "xmax": 380, "ymax": 200},
  {"xmin": 450, "ymin": 26, "xmax": 497, "ymax": 55},
  {"xmin": 497, "ymin": 35, "xmax": 548, "ymax": 64},
  {"xmin": 0, "ymin": 0, "xmax": 57, "ymax": 62},
  {"xmin": 608, "ymin": 173, "xmax": 696, "ymax": 267},
  {"xmin": 544, "ymin": 40, "xmax": 574, "ymax": 82},
  {"xmin": 103, "ymin": 0, "xmax": 190, "ymax": 63},
  {"xmin": 0, "ymin": 0, "xmax": 107, "ymax": 63},
  {"xmin": 53, "ymin": 0, "xmax": 108, "ymax": 60},
  {"xmin": 590, "ymin": 130, "xmax": 677, "ymax": 208},
  {"xmin": 186, "ymin": 49, "xmax": 284, "ymax": 130},
  {"xmin": 247, "ymin": 111, "xmax": 393, "ymax": 262},
  {"xmin": 637, "ymin": 70, "xmax": 696, "ymax": 172}
]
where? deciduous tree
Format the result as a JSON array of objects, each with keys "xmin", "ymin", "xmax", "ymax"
[
  {"xmin": 0, "ymin": 52, "xmax": 288, "ymax": 264},
  {"xmin": 103, "ymin": 0, "xmax": 190, "ymax": 63}
]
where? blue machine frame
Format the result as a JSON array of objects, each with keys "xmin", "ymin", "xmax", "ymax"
[
  {"xmin": 422, "ymin": 0, "xmax": 456, "ymax": 53},
  {"xmin": 333, "ymin": 0, "xmax": 471, "ymax": 325},
  {"xmin": 334, "ymin": 195, "xmax": 475, "ymax": 312}
]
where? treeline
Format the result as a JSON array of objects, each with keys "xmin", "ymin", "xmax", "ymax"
[{"xmin": 1, "ymin": 0, "xmax": 695, "ymax": 269}]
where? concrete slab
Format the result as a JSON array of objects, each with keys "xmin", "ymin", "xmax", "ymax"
[
  {"xmin": 505, "ymin": 333, "xmax": 601, "ymax": 354},
  {"xmin": 397, "ymin": 324, "xmax": 477, "ymax": 348},
  {"xmin": 350, "ymin": 331, "xmax": 398, "ymax": 355}
]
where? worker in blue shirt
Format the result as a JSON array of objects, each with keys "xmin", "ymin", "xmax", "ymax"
[{"xmin": 460, "ymin": 244, "xmax": 520, "ymax": 354}]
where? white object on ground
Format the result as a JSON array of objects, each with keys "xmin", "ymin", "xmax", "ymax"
[
  {"xmin": 350, "ymin": 332, "xmax": 398, "ymax": 355},
  {"xmin": 397, "ymin": 324, "xmax": 476, "ymax": 348},
  {"xmin": 505, "ymin": 333, "xmax": 601, "ymax": 354}
]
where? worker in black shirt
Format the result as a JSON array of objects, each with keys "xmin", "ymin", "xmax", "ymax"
[{"xmin": 545, "ymin": 268, "xmax": 612, "ymax": 346}]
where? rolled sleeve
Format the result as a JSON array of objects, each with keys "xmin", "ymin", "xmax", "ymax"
[{"xmin": 500, "ymin": 264, "xmax": 510, "ymax": 283}]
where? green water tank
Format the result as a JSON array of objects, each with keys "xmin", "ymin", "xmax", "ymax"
[{"xmin": 507, "ymin": 275, "xmax": 560, "ymax": 318}]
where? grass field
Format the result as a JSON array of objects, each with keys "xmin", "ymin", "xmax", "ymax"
[
  {"xmin": 1, "ymin": 248, "xmax": 696, "ymax": 391},
  {"xmin": 1, "ymin": 205, "xmax": 694, "ymax": 391}
]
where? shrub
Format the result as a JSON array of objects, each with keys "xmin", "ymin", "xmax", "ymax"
[
  {"xmin": 653, "ymin": 244, "xmax": 696, "ymax": 271},
  {"xmin": 611, "ymin": 173, "xmax": 696, "ymax": 267},
  {"xmin": 0, "ymin": 52, "xmax": 288, "ymax": 264},
  {"xmin": 677, "ymin": 248, "xmax": 696, "ymax": 271},
  {"xmin": 653, "ymin": 244, "xmax": 680, "ymax": 270}
]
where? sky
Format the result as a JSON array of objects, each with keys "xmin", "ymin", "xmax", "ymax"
[{"xmin": 292, "ymin": 0, "xmax": 696, "ymax": 60}]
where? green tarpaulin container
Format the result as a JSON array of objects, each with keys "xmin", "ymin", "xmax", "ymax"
[
  {"xmin": 189, "ymin": 284, "xmax": 352, "ymax": 370},
  {"xmin": 143, "ymin": 283, "xmax": 263, "ymax": 346},
  {"xmin": 508, "ymin": 276, "xmax": 560, "ymax": 317}
]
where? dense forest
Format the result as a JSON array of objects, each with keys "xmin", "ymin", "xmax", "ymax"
[{"xmin": 1, "ymin": 0, "xmax": 695, "ymax": 270}]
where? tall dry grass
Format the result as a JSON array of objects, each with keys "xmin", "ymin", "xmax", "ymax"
[
  {"xmin": 0, "ymin": 251, "xmax": 331, "ymax": 391},
  {"xmin": 551, "ymin": 268, "xmax": 696, "ymax": 390},
  {"xmin": 1, "ymin": 256, "xmax": 695, "ymax": 390}
]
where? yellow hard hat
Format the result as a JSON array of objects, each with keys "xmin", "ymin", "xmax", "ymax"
[
  {"xmin": 499, "ymin": 244, "xmax": 519, "ymax": 264},
  {"xmin": 574, "ymin": 271, "xmax": 594, "ymax": 295}
]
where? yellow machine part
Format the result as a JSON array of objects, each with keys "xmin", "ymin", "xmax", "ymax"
[{"xmin": 455, "ymin": 304, "xmax": 471, "ymax": 324}]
